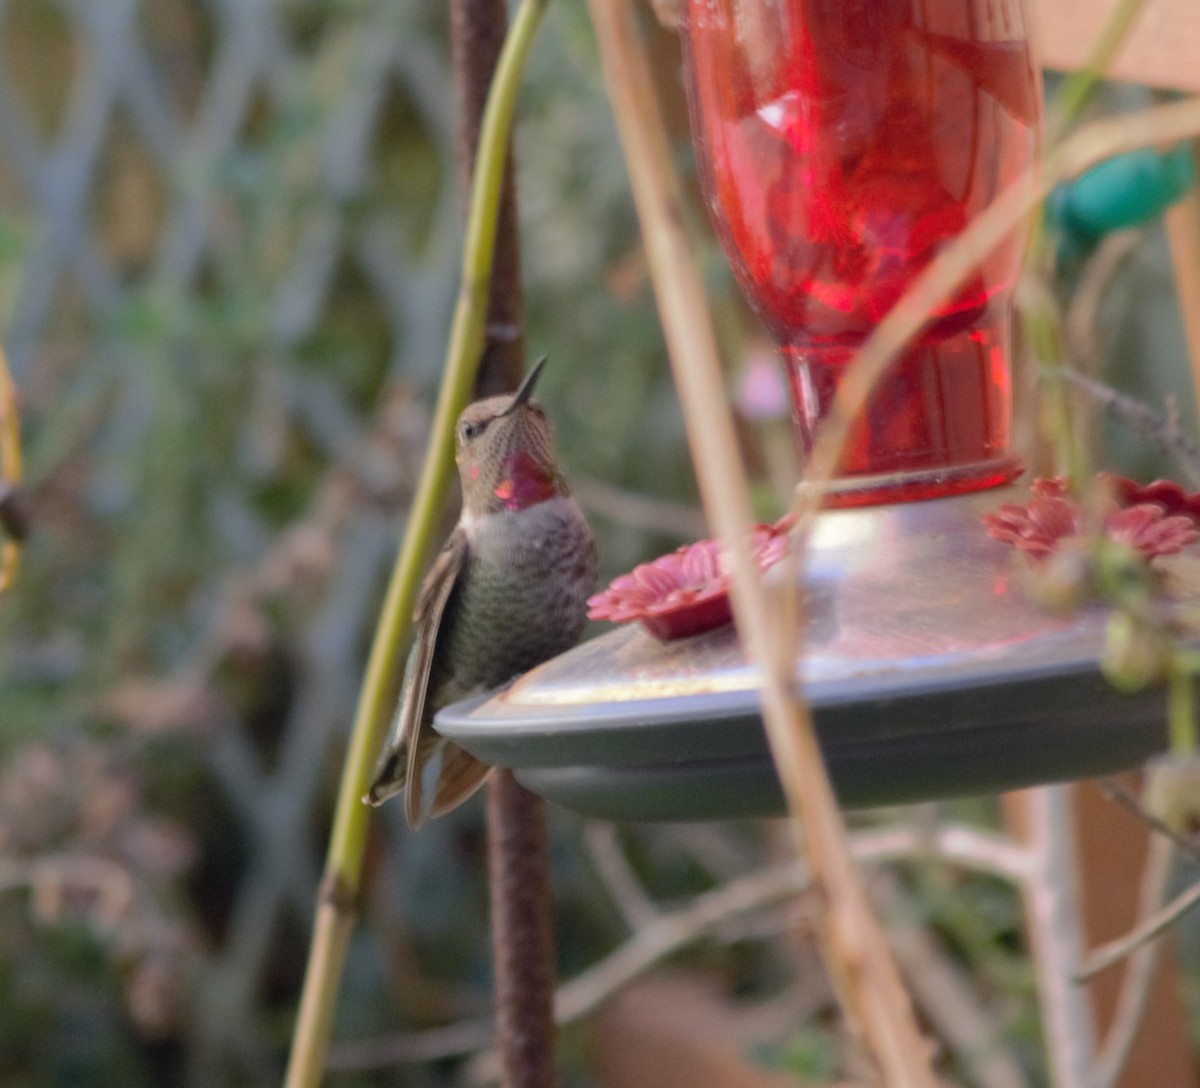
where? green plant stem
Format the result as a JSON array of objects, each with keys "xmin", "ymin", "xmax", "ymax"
[
  {"xmin": 1049, "ymin": 0, "xmax": 1149, "ymax": 143},
  {"xmin": 1035, "ymin": 356, "xmax": 1092, "ymax": 486},
  {"xmin": 1169, "ymin": 657, "xmax": 1198, "ymax": 757},
  {"xmin": 283, "ymin": 3, "xmax": 549, "ymax": 1085},
  {"xmin": 1025, "ymin": 0, "xmax": 1151, "ymax": 487}
]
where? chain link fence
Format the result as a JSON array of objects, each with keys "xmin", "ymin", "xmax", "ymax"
[
  {"xmin": 0, "ymin": 2, "xmax": 469, "ymax": 1083},
  {"xmin": 0, "ymin": 1, "xmax": 704, "ymax": 1083}
]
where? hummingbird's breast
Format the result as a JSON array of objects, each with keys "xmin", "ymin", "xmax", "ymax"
[{"xmin": 434, "ymin": 496, "xmax": 598, "ymax": 704}]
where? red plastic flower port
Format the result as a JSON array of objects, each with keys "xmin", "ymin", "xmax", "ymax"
[
  {"xmin": 982, "ymin": 476, "xmax": 1199, "ymax": 561},
  {"xmin": 1100, "ymin": 474, "xmax": 1200, "ymax": 525},
  {"xmin": 1106, "ymin": 504, "xmax": 1200, "ymax": 557},
  {"xmin": 588, "ymin": 518, "xmax": 793, "ymax": 641},
  {"xmin": 981, "ymin": 478, "xmax": 1079, "ymax": 559}
]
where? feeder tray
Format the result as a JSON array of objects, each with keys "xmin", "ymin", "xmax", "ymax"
[{"xmin": 435, "ymin": 487, "xmax": 1182, "ymax": 821}]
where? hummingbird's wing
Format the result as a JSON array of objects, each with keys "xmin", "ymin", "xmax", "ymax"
[{"xmin": 364, "ymin": 529, "xmax": 468, "ymax": 821}]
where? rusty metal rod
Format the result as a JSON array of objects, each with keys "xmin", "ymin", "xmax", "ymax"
[
  {"xmin": 452, "ymin": 0, "xmax": 525, "ymax": 399},
  {"xmin": 450, "ymin": 1, "xmax": 558, "ymax": 1085}
]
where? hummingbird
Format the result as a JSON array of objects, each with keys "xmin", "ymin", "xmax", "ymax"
[{"xmin": 365, "ymin": 358, "xmax": 598, "ymax": 826}]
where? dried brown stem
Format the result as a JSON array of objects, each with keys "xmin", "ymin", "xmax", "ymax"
[{"xmin": 585, "ymin": 3, "xmax": 937, "ymax": 1084}]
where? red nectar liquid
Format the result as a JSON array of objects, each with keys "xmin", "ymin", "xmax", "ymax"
[{"xmin": 683, "ymin": 0, "xmax": 1041, "ymax": 504}]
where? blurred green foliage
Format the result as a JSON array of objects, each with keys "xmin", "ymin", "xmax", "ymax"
[{"xmin": 0, "ymin": 1, "xmax": 696, "ymax": 1083}]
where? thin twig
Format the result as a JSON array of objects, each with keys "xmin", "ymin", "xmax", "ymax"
[
  {"xmin": 1057, "ymin": 370, "xmax": 1200, "ymax": 488},
  {"xmin": 1089, "ymin": 834, "xmax": 1176, "ymax": 1088},
  {"xmin": 583, "ymin": 823, "xmax": 661, "ymax": 931},
  {"xmin": 1099, "ymin": 776, "xmax": 1200, "ymax": 861},
  {"xmin": 1077, "ymin": 871, "xmax": 1200, "ymax": 982},
  {"xmin": 572, "ymin": 476, "xmax": 708, "ymax": 540},
  {"xmin": 852, "ymin": 823, "xmax": 1033, "ymax": 884}
]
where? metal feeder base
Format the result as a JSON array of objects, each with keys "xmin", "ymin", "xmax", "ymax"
[{"xmin": 435, "ymin": 488, "xmax": 1177, "ymax": 821}]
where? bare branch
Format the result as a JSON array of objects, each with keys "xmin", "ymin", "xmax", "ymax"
[
  {"xmin": 1089, "ymin": 835, "xmax": 1176, "ymax": 1088},
  {"xmin": 582, "ymin": 823, "xmax": 661, "ymax": 931},
  {"xmin": 1077, "ymin": 871, "xmax": 1200, "ymax": 981},
  {"xmin": 328, "ymin": 860, "xmax": 808, "ymax": 1072},
  {"xmin": 1057, "ymin": 370, "xmax": 1200, "ymax": 487},
  {"xmin": 328, "ymin": 820, "xmax": 1035, "ymax": 1071},
  {"xmin": 573, "ymin": 477, "xmax": 708, "ymax": 540},
  {"xmin": 875, "ymin": 872, "xmax": 1030, "ymax": 1088},
  {"xmin": 1021, "ymin": 786, "xmax": 1095, "ymax": 1088},
  {"xmin": 853, "ymin": 823, "xmax": 1032, "ymax": 885}
]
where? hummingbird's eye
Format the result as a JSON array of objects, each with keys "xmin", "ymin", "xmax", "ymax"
[{"xmin": 461, "ymin": 418, "xmax": 488, "ymax": 441}]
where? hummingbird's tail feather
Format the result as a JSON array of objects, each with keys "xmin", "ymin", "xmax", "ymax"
[
  {"xmin": 427, "ymin": 744, "xmax": 492, "ymax": 822},
  {"xmin": 403, "ymin": 735, "xmax": 440, "ymax": 828}
]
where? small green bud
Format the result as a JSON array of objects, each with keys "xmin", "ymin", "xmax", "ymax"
[
  {"xmin": 1102, "ymin": 611, "xmax": 1169, "ymax": 692},
  {"xmin": 1144, "ymin": 755, "xmax": 1200, "ymax": 839}
]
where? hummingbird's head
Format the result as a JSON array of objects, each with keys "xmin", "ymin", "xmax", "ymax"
[{"xmin": 456, "ymin": 358, "xmax": 567, "ymax": 516}]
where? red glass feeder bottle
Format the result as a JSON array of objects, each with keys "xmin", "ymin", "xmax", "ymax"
[{"xmin": 682, "ymin": 0, "xmax": 1043, "ymax": 505}]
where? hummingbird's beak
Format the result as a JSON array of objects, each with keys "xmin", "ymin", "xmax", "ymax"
[{"xmin": 500, "ymin": 356, "xmax": 547, "ymax": 416}]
